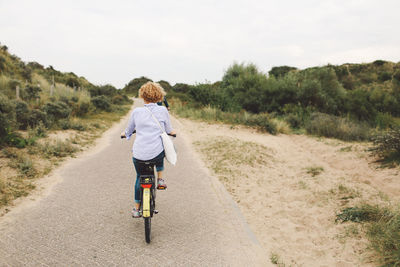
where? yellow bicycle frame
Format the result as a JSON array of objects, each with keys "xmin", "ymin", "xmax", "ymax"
[{"xmin": 142, "ymin": 188, "xmax": 151, "ymax": 218}]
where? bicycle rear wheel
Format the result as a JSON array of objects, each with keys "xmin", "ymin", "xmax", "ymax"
[{"xmin": 144, "ymin": 217, "xmax": 151, "ymax": 243}]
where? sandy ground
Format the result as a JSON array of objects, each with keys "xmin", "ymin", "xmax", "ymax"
[{"xmin": 178, "ymin": 118, "xmax": 400, "ymax": 266}]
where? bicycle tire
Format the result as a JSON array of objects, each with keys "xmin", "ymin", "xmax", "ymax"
[{"xmin": 144, "ymin": 217, "xmax": 151, "ymax": 243}]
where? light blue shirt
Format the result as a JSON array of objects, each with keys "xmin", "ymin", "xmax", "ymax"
[{"xmin": 125, "ymin": 103, "xmax": 173, "ymax": 160}]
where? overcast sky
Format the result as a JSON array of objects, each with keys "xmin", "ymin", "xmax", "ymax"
[{"xmin": 1, "ymin": 0, "xmax": 399, "ymax": 88}]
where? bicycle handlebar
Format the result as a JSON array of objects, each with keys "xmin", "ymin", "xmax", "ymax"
[{"xmin": 121, "ymin": 131, "xmax": 176, "ymax": 139}]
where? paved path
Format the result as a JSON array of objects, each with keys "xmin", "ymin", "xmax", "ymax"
[{"xmin": 0, "ymin": 100, "xmax": 268, "ymax": 266}]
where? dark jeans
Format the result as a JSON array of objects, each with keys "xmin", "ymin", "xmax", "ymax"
[{"xmin": 132, "ymin": 151, "xmax": 165, "ymax": 203}]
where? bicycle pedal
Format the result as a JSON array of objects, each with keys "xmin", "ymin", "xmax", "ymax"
[{"xmin": 154, "ymin": 210, "xmax": 159, "ymax": 214}]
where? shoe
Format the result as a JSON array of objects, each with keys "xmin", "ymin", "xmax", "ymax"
[
  {"xmin": 132, "ymin": 208, "xmax": 141, "ymax": 218},
  {"xmin": 157, "ymin": 179, "xmax": 167, "ymax": 190}
]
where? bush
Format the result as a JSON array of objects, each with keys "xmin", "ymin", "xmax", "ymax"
[
  {"xmin": 374, "ymin": 112, "xmax": 395, "ymax": 129},
  {"xmin": 58, "ymin": 119, "xmax": 86, "ymax": 131},
  {"xmin": 246, "ymin": 113, "xmax": 277, "ymax": 134},
  {"xmin": 30, "ymin": 122, "xmax": 47, "ymax": 138},
  {"xmin": 0, "ymin": 93, "xmax": 16, "ymax": 145},
  {"xmin": 72, "ymin": 101, "xmax": 90, "ymax": 117},
  {"xmin": 268, "ymin": 66, "xmax": 297, "ymax": 78},
  {"xmin": 336, "ymin": 204, "xmax": 400, "ymax": 266},
  {"xmin": 89, "ymin": 84, "xmax": 117, "ymax": 97},
  {"xmin": 39, "ymin": 139, "xmax": 78, "ymax": 158},
  {"xmin": 378, "ymin": 71, "xmax": 392, "ymax": 82},
  {"xmin": 15, "ymin": 100, "xmax": 30, "ymax": 129},
  {"xmin": 43, "ymin": 101, "xmax": 71, "ymax": 122},
  {"xmin": 7, "ymin": 133, "xmax": 27, "ymax": 148},
  {"xmin": 111, "ymin": 94, "xmax": 128, "ymax": 105},
  {"xmin": 23, "ymin": 85, "xmax": 41, "ymax": 101},
  {"xmin": 370, "ymin": 128, "xmax": 400, "ymax": 162},
  {"xmin": 172, "ymin": 83, "xmax": 190, "ymax": 93},
  {"xmin": 367, "ymin": 209, "xmax": 400, "ymax": 266},
  {"xmin": 285, "ymin": 114, "xmax": 303, "ymax": 129},
  {"xmin": 28, "ymin": 109, "xmax": 47, "ymax": 127},
  {"xmin": 122, "ymin": 76, "xmax": 152, "ymax": 95},
  {"xmin": 306, "ymin": 112, "xmax": 370, "ymax": 141},
  {"xmin": 336, "ymin": 204, "xmax": 390, "ymax": 223},
  {"xmin": 222, "ymin": 63, "xmax": 268, "ymax": 113},
  {"xmin": 7, "ymin": 153, "xmax": 37, "ymax": 177},
  {"xmin": 91, "ymin": 95, "xmax": 111, "ymax": 110}
]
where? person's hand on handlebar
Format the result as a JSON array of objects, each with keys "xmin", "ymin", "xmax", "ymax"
[{"xmin": 168, "ymin": 131, "xmax": 177, "ymax": 137}]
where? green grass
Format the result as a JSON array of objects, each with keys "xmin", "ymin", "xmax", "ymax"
[
  {"xmin": 38, "ymin": 139, "xmax": 78, "ymax": 158},
  {"xmin": 306, "ymin": 166, "xmax": 324, "ymax": 177},
  {"xmin": 170, "ymin": 98, "xmax": 280, "ymax": 134},
  {"xmin": 270, "ymin": 253, "xmax": 286, "ymax": 266},
  {"xmin": 329, "ymin": 184, "xmax": 361, "ymax": 201},
  {"xmin": 7, "ymin": 152, "xmax": 37, "ymax": 178},
  {"xmin": 306, "ymin": 112, "xmax": 370, "ymax": 141},
  {"xmin": 336, "ymin": 203, "xmax": 400, "ymax": 266},
  {"xmin": 193, "ymin": 136, "xmax": 273, "ymax": 192}
]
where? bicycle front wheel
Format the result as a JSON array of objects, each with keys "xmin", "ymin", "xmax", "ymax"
[{"xmin": 144, "ymin": 217, "xmax": 151, "ymax": 243}]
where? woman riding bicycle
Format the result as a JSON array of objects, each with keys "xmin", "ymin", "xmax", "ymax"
[{"xmin": 121, "ymin": 82, "xmax": 176, "ymax": 218}]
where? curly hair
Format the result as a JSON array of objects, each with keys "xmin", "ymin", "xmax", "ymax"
[{"xmin": 139, "ymin": 82, "xmax": 166, "ymax": 103}]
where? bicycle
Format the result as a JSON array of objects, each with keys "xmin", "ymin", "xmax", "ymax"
[
  {"xmin": 136, "ymin": 159, "xmax": 158, "ymax": 243},
  {"xmin": 122, "ymin": 131, "xmax": 176, "ymax": 243}
]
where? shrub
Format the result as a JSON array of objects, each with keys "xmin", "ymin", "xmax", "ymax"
[
  {"xmin": 370, "ymin": 128, "xmax": 400, "ymax": 163},
  {"xmin": 372, "ymin": 60, "xmax": 387, "ymax": 66},
  {"xmin": 23, "ymin": 85, "xmax": 41, "ymax": 101},
  {"xmin": 268, "ymin": 65, "xmax": 297, "ymax": 78},
  {"xmin": 17, "ymin": 157, "xmax": 36, "ymax": 177},
  {"xmin": 306, "ymin": 112, "xmax": 370, "ymax": 141},
  {"xmin": 91, "ymin": 95, "xmax": 111, "ymax": 110},
  {"xmin": 393, "ymin": 70, "xmax": 400, "ymax": 83},
  {"xmin": 39, "ymin": 139, "xmax": 78, "ymax": 158},
  {"xmin": 367, "ymin": 209, "xmax": 400, "ymax": 266},
  {"xmin": 378, "ymin": 71, "xmax": 392, "ymax": 82},
  {"xmin": 15, "ymin": 100, "xmax": 30, "ymax": 129},
  {"xmin": 7, "ymin": 133, "xmax": 28, "ymax": 148},
  {"xmin": 336, "ymin": 204, "xmax": 390, "ymax": 223},
  {"xmin": 172, "ymin": 83, "xmax": 190, "ymax": 93},
  {"xmin": 271, "ymin": 118, "xmax": 291, "ymax": 134},
  {"xmin": 32, "ymin": 122, "xmax": 47, "ymax": 138},
  {"xmin": 28, "ymin": 109, "xmax": 47, "ymax": 127},
  {"xmin": 43, "ymin": 101, "xmax": 71, "ymax": 122},
  {"xmin": 111, "ymin": 95, "xmax": 125, "ymax": 104},
  {"xmin": 285, "ymin": 114, "xmax": 303, "ymax": 129},
  {"xmin": 122, "ymin": 76, "xmax": 152, "ymax": 95},
  {"xmin": 0, "ymin": 93, "xmax": 16, "ymax": 145},
  {"xmin": 58, "ymin": 119, "xmax": 71, "ymax": 130},
  {"xmin": 246, "ymin": 113, "xmax": 277, "ymax": 134},
  {"xmin": 336, "ymin": 204, "xmax": 400, "ymax": 266},
  {"xmin": 89, "ymin": 84, "xmax": 117, "ymax": 97},
  {"xmin": 222, "ymin": 63, "xmax": 268, "ymax": 113},
  {"xmin": 59, "ymin": 95, "xmax": 70, "ymax": 104},
  {"xmin": 72, "ymin": 101, "xmax": 90, "ymax": 117},
  {"xmin": 58, "ymin": 119, "xmax": 86, "ymax": 131},
  {"xmin": 7, "ymin": 153, "xmax": 37, "ymax": 177},
  {"xmin": 374, "ymin": 112, "xmax": 395, "ymax": 129}
]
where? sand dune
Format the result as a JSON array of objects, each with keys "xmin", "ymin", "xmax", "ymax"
[{"xmin": 179, "ymin": 118, "xmax": 400, "ymax": 266}]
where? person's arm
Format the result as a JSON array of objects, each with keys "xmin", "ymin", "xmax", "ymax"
[
  {"xmin": 163, "ymin": 97, "xmax": 170, "ymax": 110},
  {"xmin": 123, "ymin": 111, "xmax": 136, "ymax": 140},
  {"xmin": 163, "ymin": 108, "xmax": 175, "ymax": 135}
]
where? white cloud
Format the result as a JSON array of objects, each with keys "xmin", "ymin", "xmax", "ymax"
[{"xmin": 0, "ymin": 0, "xmax": 399, "ymax": 87}]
